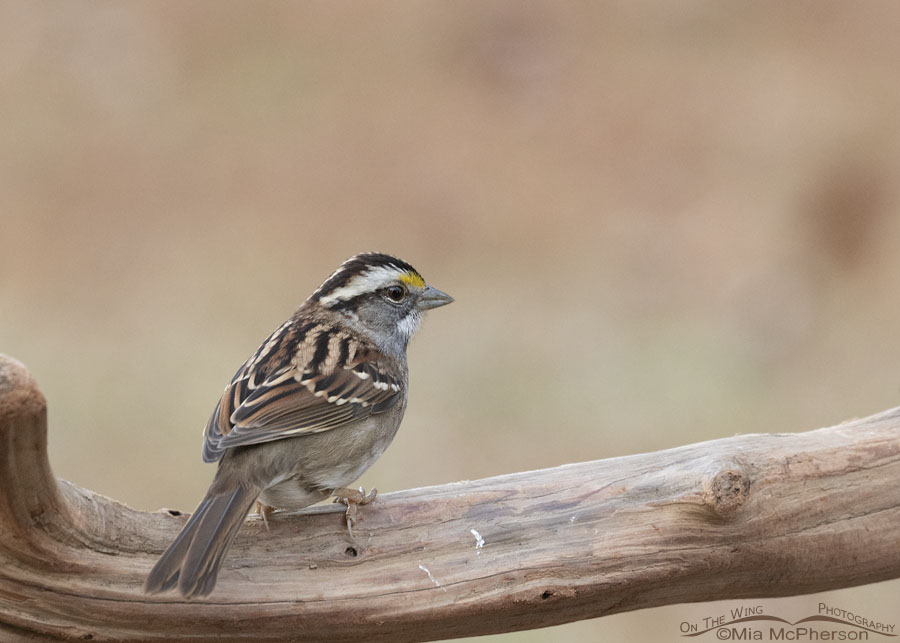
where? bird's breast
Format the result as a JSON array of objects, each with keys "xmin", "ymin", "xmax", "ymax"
[{"xmin": 258, "ymin": 400, "xmax": 406, "ymax": 509}]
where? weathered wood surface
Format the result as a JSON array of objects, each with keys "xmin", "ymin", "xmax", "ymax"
[{"xmin": 1, "ymin": 353, "xmax": 898, "ymax": 642}]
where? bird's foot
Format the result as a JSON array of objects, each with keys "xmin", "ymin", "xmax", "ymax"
[
  {"xmin": 332, "ymin": 486, "xmax": 377, "ymax": 539},
  {"xmin": 255, "ymin": 500, "xmax": 276, "ymax": 531}
]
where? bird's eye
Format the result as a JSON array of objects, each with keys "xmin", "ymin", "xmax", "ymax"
[{"xmin": 384, "ymin": 285, "xmax": 406, "ymax": 302}]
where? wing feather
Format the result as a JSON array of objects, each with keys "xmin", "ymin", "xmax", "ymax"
[{"xmin": 202, "ymin": 322, "xmax": 403, "ymax": 463}]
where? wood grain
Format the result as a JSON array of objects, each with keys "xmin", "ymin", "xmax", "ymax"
[{"xmin": 1, "ymin": 353, "xmax": 898, "ymax": 642}]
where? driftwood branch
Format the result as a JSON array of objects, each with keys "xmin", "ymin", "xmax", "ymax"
[{"xmin": 1, "ymin": 353, "xmax": 899, "ymax": 642}]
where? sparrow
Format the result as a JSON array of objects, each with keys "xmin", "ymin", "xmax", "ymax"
[{"xmin": 145, "ymin": 252, "xmax": 453, "ymax": 598}]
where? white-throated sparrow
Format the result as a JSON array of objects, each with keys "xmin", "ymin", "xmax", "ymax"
[{"xmin": 145, "ymin": 253, "xmax": 453, "ymax": 598}]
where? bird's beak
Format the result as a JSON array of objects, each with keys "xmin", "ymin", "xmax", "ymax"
[{"xmin": 418, "ymin": 285, "xmax": 454, "ymax": 310}]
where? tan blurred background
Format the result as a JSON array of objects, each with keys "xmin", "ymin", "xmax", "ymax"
[{"xmin": 2, "ymin": 1, "xmax": 899, "ymax": 640}]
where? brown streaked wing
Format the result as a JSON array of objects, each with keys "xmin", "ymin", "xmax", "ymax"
[
  {"xmin": 202, "ymin": 350, "xmax": 402, "ymax": 462},
  {"xmin": 202, "ymin": 320, "xmax": 307, "ymax": 462},
  {"xmin": 202, "ymin": 362, "xmax": 253, "ymax": 463}
]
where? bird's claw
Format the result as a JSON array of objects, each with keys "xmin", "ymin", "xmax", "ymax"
[
  {"xmin": 255, "ymin": 500, "xmax": 275, "ymax": 531},
  {"xmin": 332, "ymin": 486, "xmax": 377, "ymax": 539}
]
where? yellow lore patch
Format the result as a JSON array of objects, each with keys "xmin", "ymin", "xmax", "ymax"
[{"xmin": 399, "ymin": 272, "xmax": 426, "ymax": 288}]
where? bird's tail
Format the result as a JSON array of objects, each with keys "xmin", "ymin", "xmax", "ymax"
[{"xmin": 145, "ymin": 480, "xmax": 261, "ymax": 598}]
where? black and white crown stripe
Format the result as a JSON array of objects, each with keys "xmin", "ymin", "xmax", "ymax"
[{"xmin": 310, "ymin": 252, "xmax": 424, "ymax": 308}]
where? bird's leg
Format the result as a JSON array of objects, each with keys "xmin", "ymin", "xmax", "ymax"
[
  {"xmin": 255, "ymin": 500, "xmax": 275, "ymax": 531},
  {"xmin": 332, "ymin": 487, "xmax": 377, "ymax": 538}
]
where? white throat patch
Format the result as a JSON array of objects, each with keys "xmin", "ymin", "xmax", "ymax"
[{"xmin": 397, "ymin": 310, "xmax": 422, "ymax": 338}]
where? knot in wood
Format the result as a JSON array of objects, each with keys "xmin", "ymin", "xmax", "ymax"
[
  {"xmin": 705, "ymin": 468, "xmax": 750, "ymax": 517},
  {"xmin": 0, "ymin": 355, "xmax": 46, "ymax": 420}
]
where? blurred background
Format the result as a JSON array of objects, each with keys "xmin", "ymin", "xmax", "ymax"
[{"xmin": 2, "ymin": 1, "xmax": 899, "ymax": 640}]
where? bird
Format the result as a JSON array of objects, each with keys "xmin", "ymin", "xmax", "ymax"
[{"xmin": 144, "ymin": 252, "xmax": 453, "ymax": 598}]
